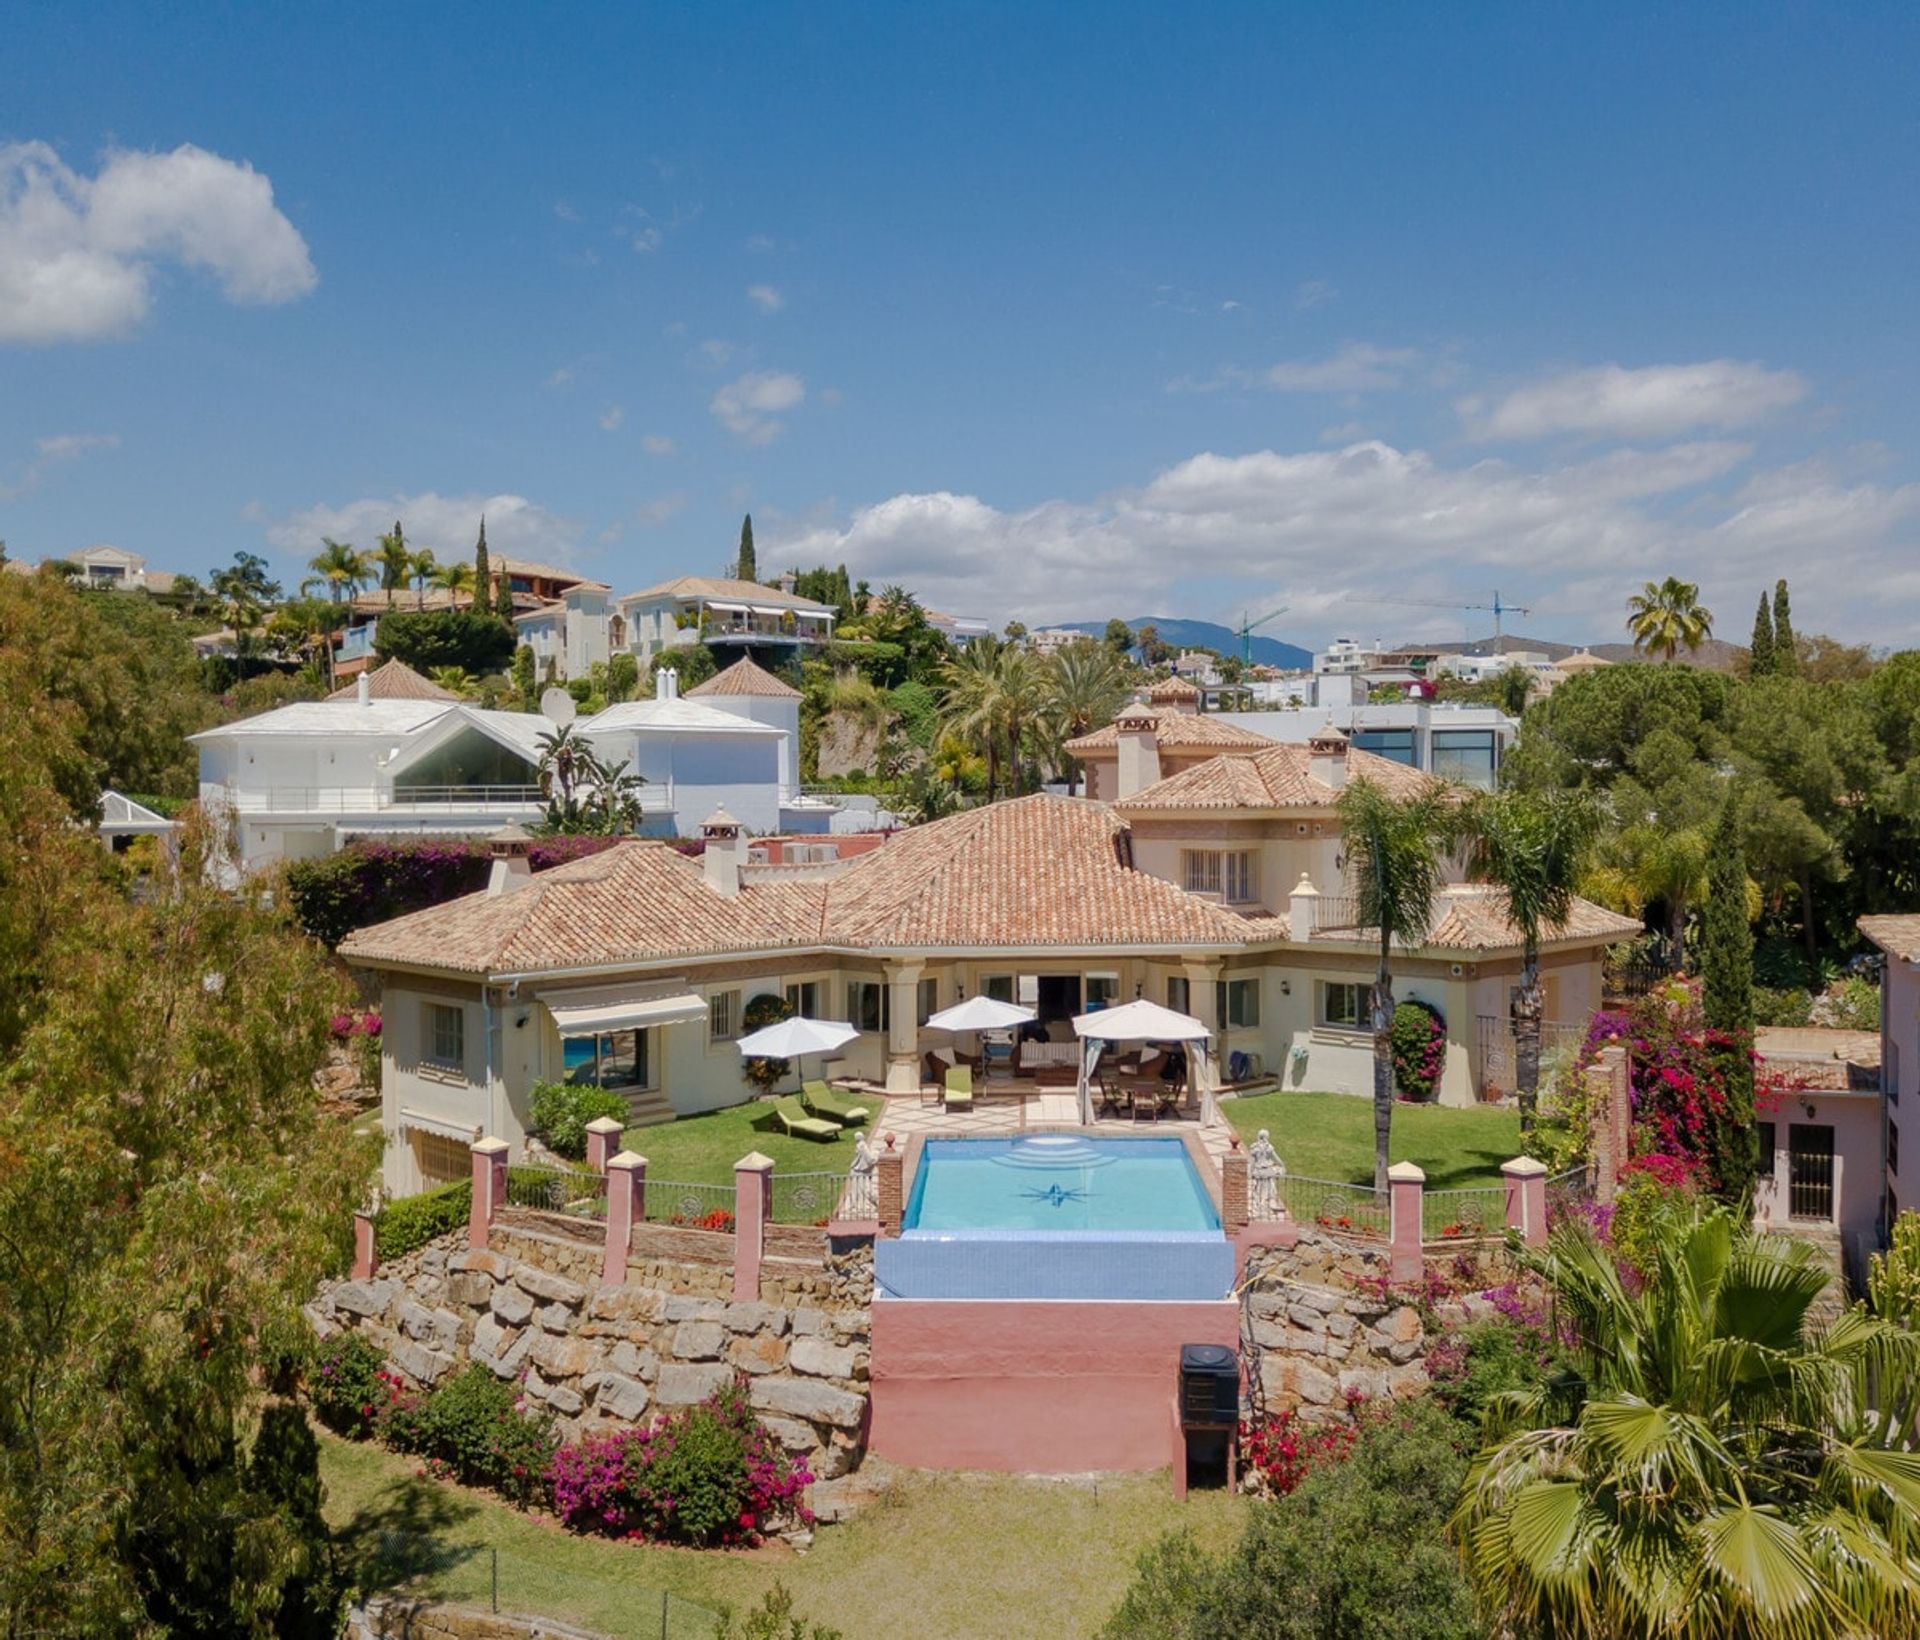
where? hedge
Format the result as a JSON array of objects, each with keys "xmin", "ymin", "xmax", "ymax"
[{"xmin": 374, "ymin": 1178, "xmax": 471, "ymax": 1259}]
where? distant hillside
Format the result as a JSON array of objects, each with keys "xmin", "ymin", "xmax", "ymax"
[
  {"xmin": 1058, "ymin": 617, "xmax": 1313, "ymax": 671},
  {"xmin": 1416, "ymin": 631, "xmax": 1745, "ymax": 673}
]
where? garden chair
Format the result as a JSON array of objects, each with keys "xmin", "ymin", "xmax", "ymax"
[
  {"xmin": 1096, "ymin": 1076, "xmax": 1127, "ymax": 1119},
  {"xmin": 802, "ymin": 1079, "xmax": 870, "ymax": 1128},
  {"xmin": 770, "ymin": 1095, "xmax": 840, "ymax": 1143},
  {"xmin": 944, "ymin": 1065, "xmax": 974, "ymax": 1113}
]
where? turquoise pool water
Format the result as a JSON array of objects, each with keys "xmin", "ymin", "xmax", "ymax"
[{"xmin": 902, "ymin": 1135, "xmax": 1221, "ymax": 1234}]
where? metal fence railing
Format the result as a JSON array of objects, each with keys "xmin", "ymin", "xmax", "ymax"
[
  {"xmin": 503, "ymin": 1163, "xmax": 606, "ymax": 1218},
  {"xmin": 770, "ymin": 1170, "xmax": 851, "ymax": 1226},
  {"xmin": 1422, "ymin": 1184, "xmax": 1509, "ymax": 1241},
  {"xmin": 1475, "ymin": 1017, "xmax": 1591, "ymax": 1098},
  {"xmin": 1267, "ymin": 1173, "xmax": 1389, "ymax": 1239},
  {"xmin": 1545, "ymin": 1163, "xmax": 1595, "ymax": 1227},
  {"xmin": 642, "ymin": 1178, "xmax": 738, "ymax": 1230}
]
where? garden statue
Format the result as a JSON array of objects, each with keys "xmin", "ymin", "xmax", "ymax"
[
  {"xmin": 846, "ymin": 1129, "xmax": 879, "ymax": 1218},
  {"xmin": 1248, "ymin": 1128, "xmax": 1285, "ymax": 1218}
]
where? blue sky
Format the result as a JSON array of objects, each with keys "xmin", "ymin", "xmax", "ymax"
[{"xmin": 4, "ymin": 2, "xmax": 1918, "ymax": 647}]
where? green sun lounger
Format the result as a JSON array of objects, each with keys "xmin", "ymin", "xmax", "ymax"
[
  {"xmin": 771, "ymin": 1095, "xmax": 840, "ymax": 1142},
  {"xmin": 802, "ymin": 1079, "xmax": 870, "ymax": 1127},
  {"xmin": 944, "ymin": 1065, "xmax": 974, "ymax": 1112}
]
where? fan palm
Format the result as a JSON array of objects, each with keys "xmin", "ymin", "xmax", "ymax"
[
  {"xmin": 1455, "ymin": 1204, "xmax": 1920, "ymax": 1639},
  {"xmin": 409, "ymin": 547, "xmax": 438, "ymax": 610},
  {"xmin": 1455, "ymin": 788, "xmax": 1598, "ymax": 1131},
  {"xmin": 1043, "ymin": 641, "xmax": 1133, "ymax": 794},
  {"xmin": 1583, "ymin": 821, "xmax": 1712, "ymax": 967},
  {"xmin": 372, "ymin": 525, "xmax": 411, "ymax": 604},
  {"xmin": 1335, "ymin": 778, "xmax": 1450, "ymax": 1190},
  {"xmin": 1627, "ymin": 576, "xmax": 1714, "ymax": 662},
  {"xmin": 431, "ymin": 559, "xmax": 477, "ymax": 606},
  {"xmin": 300, "ymin": 538, "xmax": 368, "ymax": 604}
]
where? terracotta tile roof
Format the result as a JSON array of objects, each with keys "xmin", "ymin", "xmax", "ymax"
[
  {"xmin": 1065, "ymin": 713, "xmax": 1275, "ymax": 754},
  {"xmin": 684, "ymin": 656, "xmax": 803, "ymax": 701},
  {"xmin": 327, "ymin": 658, "xmax": 460, "ymax": 702},
  {"xmin": 338, "ymin": 843, "xmax": 827, "ymax": 974},
  {"xmin": 1860, "ymin": 914, "xmax": 1920, "ymax": 962},
  {"xmin": 495, "ymin": 556, "xmax": 608, "ymax": 589},
  {"xmin": 817, "ymin": 794, "xmax": 1255, "ymax": 951},
  {"xmin": 1311, "ymin": 885, "xmax": 1640, "ymax": 951},
  {"xmin": 1145, "ymin": 677, "xmax": 1202, "ymax": 702},
  {"xmin": 620, "ymin": 575, "xmax": 835, "ymax": 613},
  {"xmin": 1114, "ymin": 742, "xmax": 1434, "ymax": 811}
]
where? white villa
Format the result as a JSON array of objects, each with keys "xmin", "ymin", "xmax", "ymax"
[
  {"xmin": 341, "ymin": 729, "xmax": 1636, "ymax": 1198},
  {"xmin": 192, "ymin": 656, "xmax": 837, "ymax": 872},
  {"xmin": 616, "ymin": 574, "xmax": 838, "ymax": 670}
]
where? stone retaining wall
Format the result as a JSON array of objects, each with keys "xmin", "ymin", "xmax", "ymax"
[
  {"xmin": 312, "ymin": 1224, "xmax": 876, "ymax": 1482},
  {"xmin": 346, "ymin": 1597, "xmax": 610, "ymax": 1640}
]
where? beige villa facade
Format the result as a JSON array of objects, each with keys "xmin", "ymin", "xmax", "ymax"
[{"xmin": 342, "ymin": 729, "xmax": 1635, "ymax": 1199}]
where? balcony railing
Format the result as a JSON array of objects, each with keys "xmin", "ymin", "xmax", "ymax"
[{"xmin": 212, "ymin": 781, "xmax": 677, "ymax": 817}]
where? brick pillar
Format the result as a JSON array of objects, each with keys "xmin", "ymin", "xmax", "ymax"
[
  {"xmin": 1502, "ymin": 1155, "xmax": 1550, "ymax": 1246},
  {"xmin": 1220, "ymin": 1151, "xmax": 1249, "ymax": 1233},
  {"xmin": 1388, "ymin": 1161, "xmax": 1424, "ymax": 1284},
  {"xmin": 602, "ymin": 1151, "xmax": 647, "ymax": 1287},
  {"xmin": 468, "ymin": 1137, "xmax": 510, "ymax": 1250},
  {"xmin": 733, "ymin": 1151, "xmax": 774, "ymax": 1302},
  {"xmin": 876, "ymin": 1146, "xmax": 904, "ymax": 1238},
  {"xmin": 584, "ymin": 1115, "xmax": 625, "ymax": 1174},
  {"xmin": 352, "ymin": 1210, "xmax": 378, "ymax": 1280}
]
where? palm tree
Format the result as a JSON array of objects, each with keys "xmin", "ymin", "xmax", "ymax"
[
  {"xmin": 373, "ymin": 523, "xmax": 411, "ymax": 606},
  {"xmin": 1455, "ymin": 1204, "xmax": 1920, "ymax": 1639},
  {"xmin": 1583, "ymin": 821, "xmax": 1711, "ymax": 968},
  {"xmin": 428, "ymin": 665, "xmax": 475, "ymax": 698},
  {"xmin": 1627, "ymin": 576, "xmax": 1714, "ymax": 661},
  {"xmin": 409, "ymin": 546, "xmax": 438, "ymax": 610},
  {"xmin": 534, "ymin": 723, "xmax": 644, "ymax": 835},
  {"xmin": 300, "ymin": 538, "xmax": 368, "ymax": 604},
  {"xmin": 940, "ymin": 637, "xmax": 1012, "ymax": 801},
  {"xmin": 1335, "ymin": 778, "xmax": 1450, "ymax": 1191},
  {"xmin": 1456, "ymin": 788, "xmax": 1597, "ymax": 1131},
  {"xmin": 995, "ymin": 644, "xmax": 1045, "ymax": 796},
  {"xmin": 431, "ymin": 559, "xmax": 477, "ymax": 606},
  {"xmin": 1043, "ymin": 641, "xmax": 1132, "ymax": 794}
]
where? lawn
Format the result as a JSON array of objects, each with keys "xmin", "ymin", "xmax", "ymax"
[
  {"xmin": 623, "ymin": 1099, "xmax": 864, "ymax": 1187},
  {"xmin": 1222, "ymin": 1090, "xmax": 1531, "ymax": 1190},
  {"xmin": 320, "ymin": 1433, "xmax": 1244, "ymax": 1640}
]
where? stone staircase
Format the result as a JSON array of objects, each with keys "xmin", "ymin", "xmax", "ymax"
[{"xmin": 622, "ymin": 1087, "xmax": 674, "ymax": 1128}]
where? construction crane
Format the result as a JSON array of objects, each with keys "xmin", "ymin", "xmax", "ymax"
[
  {"xmin": 1341, "ymin": 589, "xmax": 1532, "ymax": 653},
  {"xmin": 1234, "ymin": 605, "xmax": 1290, "ymax": 666}
]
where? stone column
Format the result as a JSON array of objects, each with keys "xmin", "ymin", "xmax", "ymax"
[
  {"xmin": 876, "ymin": 1145, "xmax": 904, "ymax": 1237},
  {"xmin": 468, "ymin": 1137, "xmax": 510, "ymax": 1250},
  {"xmin": 584, "ymin": 1115, "xmax": 624, "ymax": 1174},
  {"xmin": 733, "ymin": 1151, "xmax": 774, "ymax": 1302},
  {"xmin": 1181, "ymin": 956, "xmax": 1224, "ymax": 1085},
  {"xmin": 1502, "ymin": 1155, "xmax": 1550, "ymax": 1246},
  {"xmin": 1387, "ymin": 1160, "xmax": 1425, "ymax": 1284},
  {"xmin": 1220, "ymin": 1151, "xmax": 1249, "ymax": 1233},
  {"xmin": 352, "ymin": 1210, "xmax": 378, "ymax": 1281},
  {"xmin": 602, "ymin": 1151, "xmax": 647, "ymax": 1287},
  {"xmin": 883, "ymin": 960, "xmax": 926, "ymax": 1094}
]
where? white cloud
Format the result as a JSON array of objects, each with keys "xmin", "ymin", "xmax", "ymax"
[
  {"xmin": 599, "ymin": 403, "xmax": 625, "ymax": 432},
  {"xmin": 747, "ymin": 283, "xmax": 785, "ymax": 313},
  {"xmin": 546, "ymin": 366, "xmax": 575, "ymax": 388},
  {"xmin": 767, "ymin": 435, "xmax": 1920, "ymax": 642},
  {"xmin": 1261, "ymin": 342, "xmax": 1419, "ymax": 393},
  {"xmin": 0, "ymin": 430, "xmax": 119, "ymax": 498},
  {"xmin": 1463, "ymin": 359, "xmax": 1809, "ymax": 442},
  {"xmin": 0, "ymin": 140, "xmax": 316, "ymax": 344},
  {"xmin": 264, "ymin": 491, "xmax": 581, "ymax": 570},
  {"xmin": 710, "ymin": 371, "xmax": 805, "ymax": 444},
  {"xmin": 744, "ymin": 233, "xmax": 777, "ymax": 253},
  {"xmin": 641, "ymin": 434, "xmax": 677, "ymax": 457},
  {"xmin": 598, "ymin": 493, "xmax": 689, "ymax": 544},
  {"xmin": 701, "ymin": 338, "xmax": 740, "ymax": 365},
  {"xmin": 1294, "ymin": 279, "xmax": 1337, "ymax": 310},
  {"xmin": 1319, "ymin": 421, "xmax": 1368, "ymax": 444},
  {"xmin": 553, "ymin": 201, "xmax": 582, "ymax": 223}
]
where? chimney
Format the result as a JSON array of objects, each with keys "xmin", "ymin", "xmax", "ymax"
[
  {"xmin": 1289, "ymin": 872, "xmax": 1321, "ymax": 939},
  {"xmin": 1114, "ymin": 709, "xmax": 1162, "ymax": 799},
  {"xmin": 1308, "ymin": 731, "xmax": 1349, "ymax": 791},
  {"xmin": 701, "ymin": 807, "xmax": 744, "ymax": 898},
  {"xmin": 777, "ymin": 570, "xmax": 797, "ymax": 595},
  {"xmin": 486, "ymin": 824, "xmax": 535, "ymax": 895},
  {"xmin": 355, "ymin": 670, "xmax": 371, "ymax": 706},
  {"xmin": 658, "ymin": 667, "xmax": 677, "ymax": 702}
]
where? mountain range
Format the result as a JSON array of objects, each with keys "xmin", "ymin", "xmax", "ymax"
[{"xmin": 1057, "ymin": 618, "xmax": 1313, "ymax": 670}]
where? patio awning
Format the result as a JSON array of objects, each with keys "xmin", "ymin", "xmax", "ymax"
[
  {"xmin": 543, "ymin": 981, "xmax": 708, "ymax": 1037},
  {"xmin": 703, "ymin": 600, "xmax": 749, "ymax": 613},
  {"xmin": 399, "ymin": 1107, "xmax": 482, "ymax": 1143}
]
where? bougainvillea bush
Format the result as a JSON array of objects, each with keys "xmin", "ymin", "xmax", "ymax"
[
  {"xmin": 285, "ymin": 835, "xmax": 623, "ymax": 945},
  {"xmin": 308, "ymin": 1332, "xmax": 388, "ymax": 1438},
  {"xmin": 549, "ymin": 1382, "xmax": 813, "ymax": 1546},
  {"xmin": 1389, "ymin": 1000, "xmax": 1447, "ymax": 1102},
  {"xmin": 1424, "ymin": 1281, "xmax": 1573, "ymax": 1428},
  {"xmin": 378, "ymin": 1363, "xmax": 557, "ymax": 1507}
]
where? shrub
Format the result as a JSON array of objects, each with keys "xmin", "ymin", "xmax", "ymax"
[
  {"xmin": 1389, "ymin": 1000, "xmax": 1446, "ymax": 1102},
  {"xmin": 308, "ymin": 1333, "xmax": 389, "ymax": 1438},
  {"xmin": 382, "ymin": 1363, "xmax": 557, "ymax": 1507},
  {"xmin": 1609, "ymin": 1155, "xmax": 1701, "ymax": 1278},
  {"xmin": 741, "ymin": 991, "xmax": 795, "ymax": 1093},
  {"xmin": 1424, "ymin": 1283, "xmax": 1572, "ymax": 1429},
  {"xmin": 1752, "ymin": 985, "xmax": 1814, "ymax": 1028},
  {"xmin": 530, "ymin": 1080, "xmax": 630, "ymax": 1159},
  {"xmin": 375, "ymin": 1178, "xmax": 471, "ymax": 1259},
  {"xmin": 549, "ymin": 1380, "xmax": 812, "ymax": 1546},
  {"xmin": 714, "ymin": 1585, "xmax": 845, "ymax": 1640},
  {"xmin": 374, "ymin": 609, "xmax": 516, "ymax": 675},
  {"xmin": 1814, "ymin": 974, "xmax": 1881, "ymax": 1032},
  {"xmin": 1238, "ymin": 1398, "xmax": 1366, "ymax": 1498}
]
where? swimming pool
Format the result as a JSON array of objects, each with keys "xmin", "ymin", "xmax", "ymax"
[{"xmin": 903, "ymin": 1135, "xmax": 1221, "ymax": 1233}]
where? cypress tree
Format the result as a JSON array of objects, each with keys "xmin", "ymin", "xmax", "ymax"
[
  {"xmin": 472, "ymin": 517, "xmax": 492, "ymax": 617},
  {"xmin": 737, "ymin": 513, "xmax": 756, "ymax": 582},
  {"xmin": 1700, "ymin": 793, "xmax": 1757, "ymax": 1200},
  {"xmin": 1748, "ymin": 591, "xmax": 1775, "ymax": 678},
  {"xmin": 1772, "ymin": 578, "xmax": 1797, "ymax": 676}
]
